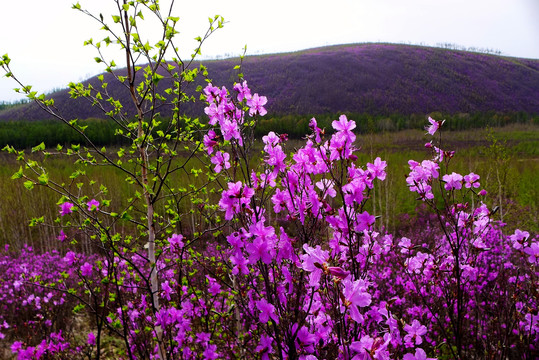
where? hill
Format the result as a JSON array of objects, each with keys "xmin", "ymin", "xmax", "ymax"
[{"xmin": 1, "ymin": 43, "xmax": 538, "ymax": 122}]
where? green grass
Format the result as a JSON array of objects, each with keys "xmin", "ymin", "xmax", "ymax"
[{"xmin": 1, "ymin": 124, "xmax": 537, "ymax": 250}]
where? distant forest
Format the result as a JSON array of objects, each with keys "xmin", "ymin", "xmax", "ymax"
[{"xmin": 0, "ymin": 111, "xmax": 537, "ymax": 149}]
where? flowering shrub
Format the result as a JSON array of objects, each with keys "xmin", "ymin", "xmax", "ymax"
[{"xmin": 1, "ymin": 81, "xmax": 537, "ymax": 360}]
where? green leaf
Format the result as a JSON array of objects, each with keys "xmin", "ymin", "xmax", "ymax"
[
  {"xmin": 23, "ymin": 180, "xmax": 34, "ymax": 190},
  {"xmin": 31, "ymin": 142, "xmax": 45, "ymax": 153},
  {"xmin": 112, "ymin": 15, "xmax": 121, "ymax": 23},
  {"xmin": 11, "ymin": 166, "xmax": 23, "ymax": 180},
  {"xmin": 152, "ymin": 73, "xmax": 164, "ymax": 84},
  {"xmin": 122, "ymin": 3, "xmax": 129, "ymax": 11},
  {"xmin": 73, "ymin": 304, "xmax": 86, "ymax": 314},
  {"xmin": 120, "ymin": 212, "xmax": 133, "ymax": 221},
  {"xmin": 38, "ymin": 173, "xmax": 49, "ymax": 185}
]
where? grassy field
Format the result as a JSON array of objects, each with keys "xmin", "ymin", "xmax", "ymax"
[{"xmin": 1, "ymin": 123, "xmax": 537, "ymax": 251}]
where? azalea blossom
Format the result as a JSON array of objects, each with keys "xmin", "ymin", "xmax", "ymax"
[
  {"xmin": 218, "ymin": 181, "xmax": 255, "ymax": 220},
  {"xmin": 332, "ymin": 114, "xmax": 356, "ymax": 143},
  {"xmin": 210, "ymin": 151, "xmax": 231, "ymax": 173},
  {"xmin": 57, "ymin": 230, "xmax": 66, "ymax": 242},
  {"xmin": 404, "ymin": 320, "xmax": 428, "ymax": 346},
  {"xmin": 403, "ymin": 348, "xmax": 436, "ymax": 360},
  {"xmin": 59, "ymin": 202, "xmax": 74, "ymax": 216},
  {"xmin": 256, "ymin": 298, "xmax": 278, "ymax": 323},
  {"xmin": 87, "ymin": 333, "xmax": 96, "ymax": 346},
  {"xmin": 464, "ymin": 172, "xmax": 480, "ymax": 188},
  {"xmin": 203, "ymin": 129, "xmax": 218, "ymax": 154},
  {"xmin": 425, "ymin": 117, "xmax": 444, "ymax": 136},
  {"xmin": 442, "ymin": 172, "xmax": 463, "ymax": 191},
  {"xmin": 80, "ymin": 262, "xmax": 93, "ymax": 277},
  {"xmin": 87, "ymin": 199, "xmax": 100, "ymax": 211},
  {"xmin": 524, "ymin": 242, "xmax": 539, "ymax": 264},
  {"xmin": 247, "ymin": 93, "xmax": 267, "ymax": 116},
  {"xmin": 367, "ymin": 157, "xmax": 387, "ymax": 181},
  {"xmin": 341, "ymin": 278, "xmax": 372, "ymax": 323},
  {"xmin": 233, "ymin": 80, "xmax": 251, "ymax": 102},
  {"xmin": 255, "ymin": 335, "xmax": 274, "ymax": 360},
  {"xmin": 510, "ymin": 229, "xmax": 530, "ymax": 250}
]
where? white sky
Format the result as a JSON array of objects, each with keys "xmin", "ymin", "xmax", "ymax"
[{"xmin": 1, "ymin": 0, "xmax": 538, "ymax": 102}]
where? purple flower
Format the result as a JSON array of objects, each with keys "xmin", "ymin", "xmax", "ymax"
[
  {"xmin": 59, "ymin": 202, "xmax": 74, "ymax": 216},
  {"xmin": 350, "ymin": 335, "xmax": 374, "ymax": 356},
  {"xmin": 220, "ymin": 119, "xmax": 242, "ymax": 144},
  {"xmin": 272, "ymin": 188, "xmax": 292, "ymax": 213},
  {"xmin": 404, "ymin": 319, "xmax": 428, "ymax": 346},
  {"xmin": 464, "ymin": 172, "xmax": 480, "ymax": 188},
  {"xmin": 256, "ymin": 298, "xmax": 278, "ymax": 323},
  {"xmin": 167, "ymin": 234, "xmax": 184, "ymax": 249},
  {"xmin": 309, "ymin": 117, "xmax": 323, "ymax": 143},
  {"xmin": 233, "ymin": 80, "xmax": 251, "ymax": 102},
  {"xmin": 316, "ymin": 179, "xmax": 337, "ymax": 198},
  {"xmin": 203, "ymin": 83, "xmax": 221, "ymax": 103},
  {"xmin": 332, "ymin": 114, "xmax": 356, "ymax": 142},
  {"xmin": 203, "ymin": 129, "xmax": 218, "ymax": 154},
  {"xmin": 342, "ymin": 178, "xmax": 366, "ymax": 206},
  {"xmin": 264, "ymin": 144, "xmax": 287, "ymax": 173},
  {"xmin": 425, "ymin": 117, "xmax": 444, "ymax": 136},
  {"xmin": 442, "ymin": 172, "xmax": 463, "ymax": 190},
  {"xmin": 87, "ymin": 332, "xmax": 96, "ymax": 346},
  {"xmin": 255, "ymin": 335, "xmax": 274, "ymax": 360},
  {"xmin": 245, "ymin": 221, "xmax": 276, "ymax": 264},
  {"xmin": 301, "ymin": 244, "xmax": 330, "ymax": 287},
  {"xmin": 367, "ymin": 157, "xmax": 387, "ymax": 181},
  {"xmin": 11, "ymin": 341, "xmax": 23, "ymax": 354},
  {"xmin": 57, "ymin": 230, "xmax": 66, "ymax": 242},
  {"xmin": 202, "ymin": 344, "xmax": 219, "ymax": 360},
  {"xmin": 291, "ymin": 323, "xmax": 317, "ymax": 353},
  {"xmin": 230, "ymin": 252, "xmax": 249, "ymax": 275},
  {"xmin": 524, "ymin": 242, "xmax": 539, "ymax": 264},
  {"xmin": 247, "ymin": 93, "xmax": 267, "ymax": 116},
  {"xmin": 211, "ymin": 151, "xmax": 231, "ymax": 173},
  {"xmin": 161, "ymin": 280, "xmax": 173, "ymax": 301},
  {"xmin": 356, "ymin": 211, "xmax": 376, "ymax": 232},
  {"xmin": 87, "ymin": 199, "xmax": 100, "ymax": 211},
  {"xmin": 403, "ymin": 348, "xmax": 436, "ymax": 360},
  {"xmin": 262, "ymin": 131, "xmax": 280, "ymax": 148},
  {"xmin": 206, "ymin": 276, "xmax": 222, "ymax": 296},
  {"xmin": 327, "ymin": 266, "xmax": 349, "ymax": 279},
  {"xmin": 80, "ymin": 262, "xmax": 93, "ymax": 277},
  {"xmin": 219, "ymin": 181, "xmax": 255, "ymax": 220},
  {"xmin": 510, "ymin": 229, "xmax": 529, "ymax": 250},
  {"xmin": 341, "ymin": 278, "xmax": 372, "ymax": 323}
]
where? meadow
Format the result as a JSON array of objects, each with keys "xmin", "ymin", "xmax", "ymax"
[{"xmin": 1, "ymin": 122, "xmax": 537, "ymax": 251}]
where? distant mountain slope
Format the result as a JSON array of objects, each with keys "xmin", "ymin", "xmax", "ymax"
[{"xmin": 1, "ymin": 43, "xmax": 538, "ymax": 121}]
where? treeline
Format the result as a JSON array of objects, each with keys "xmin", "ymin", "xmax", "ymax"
[
  {"xmin": 0, "ymin": 118, "xmax": 129, "ymax": 149},
  {"xmin": 1, "ymin": 111, "xmax": 538, "ymax": 149},
  {"xmin": 0, "ymin": 99, "xmax": 30, "ymax": 111},
  {"xmin": 255, "ymin": 111, "xmax": 539, "ymax": 138}
]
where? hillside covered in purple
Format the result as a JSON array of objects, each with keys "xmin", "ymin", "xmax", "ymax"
[{"xmin": 1, "ymin": 43, "xmax": 538, "ymax": 121}]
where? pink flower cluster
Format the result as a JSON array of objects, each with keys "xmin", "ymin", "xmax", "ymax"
[{"xmin": 2, "ymin": 83, "xmax": 537, "ymax": 360}]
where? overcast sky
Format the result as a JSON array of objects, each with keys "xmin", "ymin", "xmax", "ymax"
[{"xmin": 1, "ymin": 0, "xmax": 538, "ymax": 102}]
